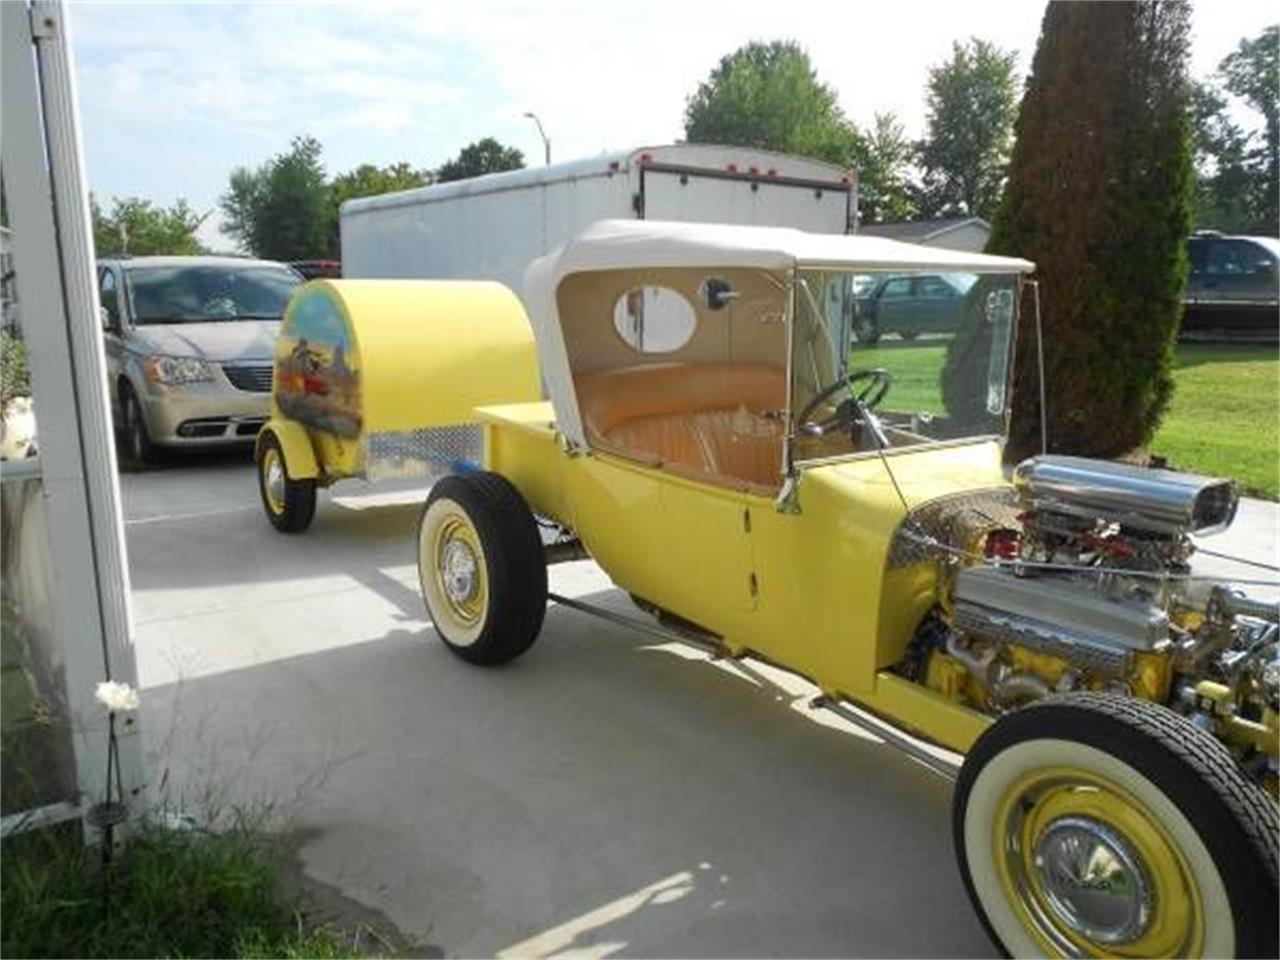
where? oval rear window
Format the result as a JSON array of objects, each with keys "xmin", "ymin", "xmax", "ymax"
[{"xmin": 612, "ymin": 286, "xmax": 696, "ymax": 353}]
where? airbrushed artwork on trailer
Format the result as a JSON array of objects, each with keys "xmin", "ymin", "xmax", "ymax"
[{"xmin": 274, "ymin": 288, "xmax": 361, "ymax": 438}]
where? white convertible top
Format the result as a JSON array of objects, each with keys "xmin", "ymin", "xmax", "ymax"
[
  {"xmin": 530, "ymin": 218, "xmax": 1034, "ymax": 278},
  {"xmin": 523, "ymin": 219, "xmax": 1035, "ymax": 449}
]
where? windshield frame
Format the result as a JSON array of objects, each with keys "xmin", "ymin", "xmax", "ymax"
[
  {"xmin": 121, "ymin": 262, "xmax": 302, "ymax": 327},
  {"xmin": 782, "ymin": 266, "xmax": 1023, "ymax": 476}
]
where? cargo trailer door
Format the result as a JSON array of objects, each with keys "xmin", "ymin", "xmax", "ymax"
[{"xmin": 639, "ymin": 166, "xmax": 852, "ymax": 233}]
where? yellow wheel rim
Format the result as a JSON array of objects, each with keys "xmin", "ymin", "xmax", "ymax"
[
  {"xmin": 262, "ymin": 447, "xmax": 286, "ymax": 516},
  {"xmin": 432, "ymin": 510, "xmax": 488, "ymax": 630},
  {"xmin": 993, "ymin": 766, "xmax": 1205, "ymax": 958}
]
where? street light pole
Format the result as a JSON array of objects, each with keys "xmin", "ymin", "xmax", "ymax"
[{"xmin": 523, "ymin": 111, "xmax": 551, "ymax": 166}]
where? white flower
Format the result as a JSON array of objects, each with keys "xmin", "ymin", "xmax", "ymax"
[{"xmin": 95, "ymin": 680, "xmax": 139, "ymax": 712}]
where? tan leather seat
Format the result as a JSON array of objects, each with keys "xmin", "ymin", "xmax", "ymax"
[{"xmin": 575, "ymin": 363, "xmax": 786, "ymax": 490}]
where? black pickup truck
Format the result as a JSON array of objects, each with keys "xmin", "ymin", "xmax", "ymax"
[{"xmin": 1181, "ymin": 232, "xmax": 1279, "ymax": 342}]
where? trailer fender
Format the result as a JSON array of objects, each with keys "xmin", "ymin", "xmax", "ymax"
[{"xmin": 257, "ymin": 419, "xmax": 319, "ymax": 480}]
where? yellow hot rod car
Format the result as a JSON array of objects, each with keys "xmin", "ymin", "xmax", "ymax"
[{"xmin": 257, "ymin": 220, "xmax": 1278, "ymax": 958}]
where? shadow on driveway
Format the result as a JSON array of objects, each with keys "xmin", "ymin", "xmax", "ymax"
[{"xmin": 142, "ymin": 587, "xmax": 994, "ymax": 959}]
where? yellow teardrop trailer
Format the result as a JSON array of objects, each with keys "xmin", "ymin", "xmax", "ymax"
[
  {"xmin": 254, "ymin": 278, "xmax": 541, "ymax": 531},
  {"xmin": 256, "ymin": 221, "xmax": 1278, "ymax": 958}
]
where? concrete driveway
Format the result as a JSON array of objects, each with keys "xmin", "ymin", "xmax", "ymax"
[{"xmin": 121, "ymin": 457, "xmax": 1278, "ymax": 959}]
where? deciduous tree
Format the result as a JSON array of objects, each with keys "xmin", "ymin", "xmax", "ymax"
[
  {"xmin": 1190, "ymin": 81, "xmax": 1255, "ymax": 231},
  {"xmin": 435, "ymin": 138, "xmax": 525, "ymax": 183},
  {"xmin": 988, "ymin": 0, "xmax": 1194, "ymax": 460},
  {"xmin": 854, "ymin": 112, "xmax": 917, "ymax": 223},
  {"xmin": 91, "ymin": 196, "xmax": 206, "ymax": 257},
  {"xmin": 917, "ymin": 39, "xmax": 1018, "ymax": 219},
  {"xmin": 328, "ymin": 162, "xmax": 432, "ymax": 253},
  {"xmin": 684, "ymin": 40, "xmax": 859, "ymax": 167},
  {"xmin": 1195, "ymin": 25, "xmax": 1278, "ymax": 233},
  {"xmin": 220, "ymin": 136, "xmax": 332, "ymax": 261}
]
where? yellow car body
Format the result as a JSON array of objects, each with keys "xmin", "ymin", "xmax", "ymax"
[{"xmin": 479, "ymin": 399, "xmax": 998, "ymax": 751}]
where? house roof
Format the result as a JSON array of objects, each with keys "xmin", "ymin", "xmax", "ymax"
[{"xmin": 859, "ymin": 217, "xmax": 991, "ymax": 243}]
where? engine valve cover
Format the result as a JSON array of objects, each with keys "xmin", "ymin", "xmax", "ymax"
[{"xmin": 954, "ymin": 566, "xmax": 1169, "ymax": 676}]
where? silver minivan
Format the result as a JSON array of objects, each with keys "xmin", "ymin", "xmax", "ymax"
[{"xmin": 97, "ymin": 256, "xmax": 302, "ymax": 460}]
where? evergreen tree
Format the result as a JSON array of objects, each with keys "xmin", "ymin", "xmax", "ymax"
[{"xmin": 988, "ymin": 0, "xmax": 1194, "ymax": 460}]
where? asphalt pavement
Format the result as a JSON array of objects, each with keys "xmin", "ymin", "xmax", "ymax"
[{"xmin": 122, "ymin": 456, "xmax": 1278, "ymax": 959}]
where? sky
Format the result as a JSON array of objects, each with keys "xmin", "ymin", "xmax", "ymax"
[{"xmin": 68, "ymin": 0, "xmax": 1276, "ymax": 251}]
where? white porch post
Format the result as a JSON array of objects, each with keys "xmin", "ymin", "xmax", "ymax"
[{"xmin": 1, "ymin": 0, "xmax": 143, "ymax": 839}]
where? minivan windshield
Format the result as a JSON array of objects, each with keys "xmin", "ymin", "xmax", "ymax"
[
  {"xmin": 790, "ymin": 269, "xmax": 1018, "ymax": 465},
  {"xmin": 124, "ymin": 264, "xmax": 301, "ymax": 325}
]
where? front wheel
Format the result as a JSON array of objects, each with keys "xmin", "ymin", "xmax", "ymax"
[
  {"xmin": 416, "ymin": 472, "xmax": 547, "ymax": 666},
  {"xmin": 853, "ymin": 312, "xmax": 881, "ymax": 345},
  {"xmin": 120, "ymin": 383, "xmax": 157, "ymax": 463},
  {"xmin": 954, "ymin": 694, "xmax": 1278, "ymax": 958}
]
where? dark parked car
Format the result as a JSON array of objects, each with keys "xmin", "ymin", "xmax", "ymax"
[
  {"xmin": 1182, "ymin": 232, "xmax": 1278, "ymax": 342},
  {"xmin": 853, "ymin": 273, "xmax": 975, "ymax": 344}
]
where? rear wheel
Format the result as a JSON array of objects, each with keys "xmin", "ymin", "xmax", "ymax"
[
  {"xmin": 954, "ymin": 694, "xmax": 1278, "ymax": 958},
  {"xmin": 853, "ymin": 312, "xmax": 881, "ymax": 345},
  {"xmin": 256, "ymin": 432, "xmax": 316, "ymax": 533},
  {"xmin": 416, "ymin": 472, "xmax": 546, "ymax": 665}
]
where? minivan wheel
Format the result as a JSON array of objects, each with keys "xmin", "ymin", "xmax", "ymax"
[{"xmin": 120, "ymin": 383, "xmax": 157, "ymax": 463}]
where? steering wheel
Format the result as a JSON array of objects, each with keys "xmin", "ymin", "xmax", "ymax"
[{"xmin": 795, "ymin": 368, "xmax": 893, "ymax": 438}]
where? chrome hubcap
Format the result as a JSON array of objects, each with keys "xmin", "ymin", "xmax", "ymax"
[
  {"xmin": 1033, "ymin": 815, "xmax": 1153, "ymax": 945},
  {"xmin": 441, "ymin": 538, "xmax": 478, "ymax": 604},
  {"xmin": 265, "ymin": 457, "xmax": 286, "ymax": 509}
]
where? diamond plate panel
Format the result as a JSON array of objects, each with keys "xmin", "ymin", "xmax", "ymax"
[{"xmin": 364, "ymin": 424, "xmax": 483, "ymax": 482}]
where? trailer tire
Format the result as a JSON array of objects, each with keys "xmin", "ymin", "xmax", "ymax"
[
  {"xmin": 257, "ymin": 431, "xmax": 316, "ymax": 533},
  {"xmin": 416, "ymin": 472, "xmax": 547, "ymax": 666},
  {"xmin": 953, "ymin": 693, "xmax": 1278, "ymax": 959}
]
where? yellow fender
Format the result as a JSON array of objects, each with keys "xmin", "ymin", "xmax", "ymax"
[{"xmin": 257, "ymin": 418, "xmax": 319, "ymax": 480}]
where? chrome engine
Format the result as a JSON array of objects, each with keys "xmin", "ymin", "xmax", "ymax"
[{"xmin": 908, "ymin": 456, "xmax": 1279, "ymax": 791}]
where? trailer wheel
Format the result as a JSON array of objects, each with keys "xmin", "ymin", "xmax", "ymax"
[
  {"xmin": 953, "ymin": 693, "xmax": 1278, "ymax": 959},
  {"xmin": 416, "ymin": 472, "xmax": 547, "ymax": 665},
  {"xmin": 256, "ymin": 431, "xmax": 316, "ymax": 533}
]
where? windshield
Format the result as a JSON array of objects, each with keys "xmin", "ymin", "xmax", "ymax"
[
  {"xmin": 789, "ymin": 269, "xmax": 1018, "ymax": 465},
  {"xmin": 124, "ymin": 264, "xmax": 301, "ymax": 325}
]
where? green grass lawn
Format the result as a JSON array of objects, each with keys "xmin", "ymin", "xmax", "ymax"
[
  {"xmin": 1151, "ymin": 345, "xmax": 1279, "ymax": 500},
  {"xmin": 2, "ymin": 822, "xmax": 366, "ymax": 959},
  {"xmin": 849, "ymin": 339, "xmax": 1279, "ymax": 500}
]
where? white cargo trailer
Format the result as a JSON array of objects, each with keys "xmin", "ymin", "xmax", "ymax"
[{"xmin": 340, "ymin": 144, "xmax": 856, "ymax": 290}]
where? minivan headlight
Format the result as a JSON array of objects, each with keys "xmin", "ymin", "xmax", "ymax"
[{"xmin": 144, "ymin": 354, "xmax": 216, "ymax": 385}]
